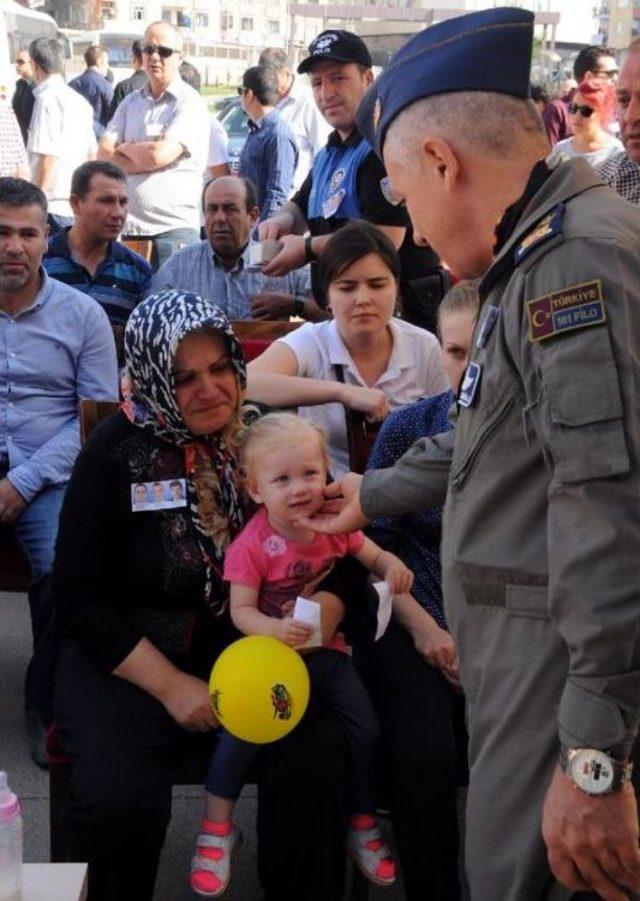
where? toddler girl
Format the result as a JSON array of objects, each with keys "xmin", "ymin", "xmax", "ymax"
[{"xmin": 190, "ymin": 412, "xmax": 414, "ymax": 896}]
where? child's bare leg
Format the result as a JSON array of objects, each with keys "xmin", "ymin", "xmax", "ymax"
[{"xmin": 311, "ymin": 590, "xmax": 344, "ymax": 645}]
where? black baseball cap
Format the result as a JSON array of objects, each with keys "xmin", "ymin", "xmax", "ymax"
[{"xmin": 297, "ymin": 30, "xmax": 372, "ymax": 74}]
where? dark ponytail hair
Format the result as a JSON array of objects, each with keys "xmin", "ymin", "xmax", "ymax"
[{"xmin": 319, "ymin": 220, "xmax": 400, "ymax": 300}]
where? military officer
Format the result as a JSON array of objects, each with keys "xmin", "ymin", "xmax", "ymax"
[{"xmin": 302, "ymin": 8, "xmax": 640, "ymax": 900}]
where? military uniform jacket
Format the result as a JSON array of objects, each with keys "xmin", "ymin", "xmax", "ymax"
[{"xmin": 362, "ymin": 158, "xmax": 640, "ymax": 759}]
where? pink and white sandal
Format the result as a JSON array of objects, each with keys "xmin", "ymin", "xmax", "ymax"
[
  {"xmin": 189, "ymin": 822, "xmax": 241, "ymax": 898},
  {"xmin": 347, "ymin": 821, "xmax": 396, "ymax": 887}
]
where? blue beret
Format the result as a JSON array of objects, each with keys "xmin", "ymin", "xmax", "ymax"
[{"xmin": 357, "ymin": 6, "xmax": 534, "ymax": 157}]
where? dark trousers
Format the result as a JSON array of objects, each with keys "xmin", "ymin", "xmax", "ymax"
[
  {"xmin": 207, "ymin": 648, "xmax": 379, "ymax": 813},
  {"xmin": 55, "ymin": 640, "xmax": 348, "ymax": 901},
  {"xmin": 354, "ymin": 622, "xmax": 467, "ymax": 901}
]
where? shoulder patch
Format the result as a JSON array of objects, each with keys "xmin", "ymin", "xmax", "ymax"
[
  {"xmin": 514, "ymin": 203, "xmax": 564, "ymax": 265},
  {"xmin": 526, "ymin": 280, "xmax": 606, "ymax": 343}
]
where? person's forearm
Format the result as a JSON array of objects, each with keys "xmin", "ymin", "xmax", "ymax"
[
  {"xmin": 278, "ymin": 202, "xmax": 307, "ymax": 235},
  {"xmin": 392, "ymin": 591, "xmax": 440, "ymax": 640},
  {"xmin": 112, "ymin": 636, "xmax": 181, "ymax": 701},
  {"xmin": 245, "ymin": 370, "xmax": 348, "ymax": 408},
  {"xmin": 299, "ymin": 295, "xmax": 329, "ymax": 322},
  {"xmin": 119, "ymin": 140, "xmax": 183, "ymax": 171},
  {"xmin": 232, "ymin": 605, "xmax": 280, "ymax": 638},
  {"xmin": 32, "ymin": 153, "xmax": 57, "ymax": 192}
]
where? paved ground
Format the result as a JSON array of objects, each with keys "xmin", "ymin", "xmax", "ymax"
[{"xmin": 1, "ymin": 589, "xmax": 433, "ymax": 899}]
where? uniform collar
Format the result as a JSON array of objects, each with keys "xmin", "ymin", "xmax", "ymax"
[
  {"xmin": 481, "ymin": 157, "xmax": 601, "ymax": 296},
  {"xmin": 327, "ymin": 127, "xmax": 365, "ymax": 149}
]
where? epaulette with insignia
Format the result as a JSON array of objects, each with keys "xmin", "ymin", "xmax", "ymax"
[{"xmin": 514, "ymin": 203, "xmax": 564, "ymax": 265}]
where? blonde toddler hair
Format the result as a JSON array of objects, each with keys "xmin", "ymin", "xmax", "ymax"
[{"xmin": 240, "ymin": 413, "xmax": 330, "ymax": 488}]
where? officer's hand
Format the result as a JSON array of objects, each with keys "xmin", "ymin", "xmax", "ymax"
[
  {"xmin": 0, "ymin": 478, "xmax": 27, "ymax": 524},
  {"xmin": 261, "ymin": 235, "xmax": 305, "ymax": 277},
  {"xmin": 297, "ymin": 474, "xmax": 369, "ymax": 534},
  {"xmin": 542, "ymin": 765, "xmax": 640, "ymax": 901}
]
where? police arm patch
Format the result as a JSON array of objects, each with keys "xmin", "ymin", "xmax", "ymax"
[{"xmin": 526, "ymin": 279, "xmax": 606, "ymax": 343}]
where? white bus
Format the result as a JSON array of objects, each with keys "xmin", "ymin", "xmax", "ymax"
[{"xmin": 0, "ymin": 0, "xmax": 63, "ymax": 98}]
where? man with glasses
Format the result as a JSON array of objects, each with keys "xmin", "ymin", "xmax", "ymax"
[
  {"xmin": 597, "ymin": 39, "xmax": 640, "ymax": 203},
  {"xmin": 98, "ymin": 21, "xmax": 208, "ymax": 268},
  {"xmin": 542, "ymin": 44, "xmax": 618, "ymax": 146},
  {"xmin": 12, "ymin": 50, "xmax": 35, "ymax": 146}
]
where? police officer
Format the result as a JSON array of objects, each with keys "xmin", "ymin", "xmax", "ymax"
[
  {"xmin": 257, "ymin": 29, "xmax": 441, "ymax": 320},
  {"xmin": 303, "ymin": 8, "xmax": 640, "ymax": 900}
]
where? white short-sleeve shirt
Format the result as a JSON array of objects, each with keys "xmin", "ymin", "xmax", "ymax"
[
  {"xmin": 281, "ymin": 318, "xmax": 448, "ymax": 477},
  {"xmin": 104, "ymin": 77, "xmax": 209, "ymax": 234},
  {"xmin": 28, "ymin": 75, "xmax": 96, "ymax": 216}
]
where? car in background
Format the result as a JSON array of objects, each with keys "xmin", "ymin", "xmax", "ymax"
[{"xmin": 218, "ymin": 97, "xmax": 246, "ymax": 173}]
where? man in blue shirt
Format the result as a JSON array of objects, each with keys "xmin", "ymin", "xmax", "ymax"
[
  {"xmin": 69, "ymin": 45, "xmax": 114, "ymax": 139},
  {"xmin": 44, "ymin": 161, "xmax": 152, "ymax": 330},
  {"xmin": 238, "ymin": 65, "xmax": 298, "ymax": 222},
  {"xmin": 0, "ymin": 178, "xmax": 118, "ymax": 764}
]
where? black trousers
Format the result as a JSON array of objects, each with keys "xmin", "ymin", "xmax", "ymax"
[
  {"xmin": 208, "ymin": 648, "xmax": 379, "ymax": 813},
  {"xmin": 55, "ymin": 641, "xmax": 347, "ymax": 901},
  {"xmin": 354, "ymin": 622, "xmax": 467, "ymax": 901}
]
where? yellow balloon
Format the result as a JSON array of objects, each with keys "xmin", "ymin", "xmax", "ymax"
[{"xmin": 209, "ymin": 636, "xmax": 311, "ymax": 744}]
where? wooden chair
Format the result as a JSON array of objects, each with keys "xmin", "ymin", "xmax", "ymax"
[
  {"xmin": 121, "ymin": 237, "xmax": 153, "ymax": 263},
  {"xmin": 231, "ymin": 319, "xmax": 301, "ymax": 363}
]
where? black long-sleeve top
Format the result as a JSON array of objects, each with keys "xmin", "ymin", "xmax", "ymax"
[{"xmin": 52, "ymin": 411, "xmax": 236, "ymax": 673}]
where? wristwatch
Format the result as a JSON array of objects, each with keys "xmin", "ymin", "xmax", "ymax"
[
  {"xmin": 304, "ymin": 235, "xmax": 315, "ymax": 263},
  {"xmin": 292, "ymin": 296, "xmax": 305, "ymax": 317},
  {"xmin": 559, "ymin": 746, "xmax": 632, "ymax": 795}
]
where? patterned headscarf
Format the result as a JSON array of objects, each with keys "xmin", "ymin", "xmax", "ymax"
[{"xmin": 122, "ymin": 290, "xmax": 248, "ymax": 614}]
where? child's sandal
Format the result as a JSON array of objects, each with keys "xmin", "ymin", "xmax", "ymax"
[
  {"xmin": 189, "ymin": 826, "xmax": 241, "ymax": 898},
  {"xmin": 347, "ymin": 824, "xmax": 396, "ymax": 887}
]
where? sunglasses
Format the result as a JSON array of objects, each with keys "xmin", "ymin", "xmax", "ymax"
[
  {"xmin": 142, "ymin": 44, "xmax": 176, "ymax": 58},
  {"xmin": 237, "ymin": 86, "xmax": 247, "ymax": 95},
  {"xmin": 568, "ymin": 102, "xmax": 594, "ymax": 118}
]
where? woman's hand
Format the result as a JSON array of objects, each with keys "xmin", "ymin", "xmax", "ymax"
[
  {"xmin": 159, "ymin": 672, "xmax": 218, "ymax": 732},
  {"xmin": 335, "ymin": 383, "xmax": 390, "ymax": 422},
  {"xmin": 273, "ymin": 617, "xmax": 314, "ymax": 648},
  {"xmin": 413, "ymin": 624, "xmax": 460, "ymax": 688}
]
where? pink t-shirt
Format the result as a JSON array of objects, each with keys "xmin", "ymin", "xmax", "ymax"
[{"xmin": 224, "ymin": 507, "xmax": 365, "ymax": 619}]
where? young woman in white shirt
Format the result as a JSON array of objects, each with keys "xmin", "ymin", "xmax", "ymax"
[
  {"xmin": 249, "ymin": 221, "xmax": 448, "ymax": 477},
  {"xmin": 549, "ymin": 76, "xmax": 623, "ymax": 168}
]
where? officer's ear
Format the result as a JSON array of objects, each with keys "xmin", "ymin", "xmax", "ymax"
[{"xmin": 418, "ymin": 137, "xmax": 459, "ymax": 192}]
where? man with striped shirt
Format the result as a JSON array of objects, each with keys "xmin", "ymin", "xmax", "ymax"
[
  {"xmin": 44, "ymin": 161, "xmax": 152, "ymax": 327},
  {"xmin": 149, "ymin": 175, "xmax": 319, "ymax": 320}
]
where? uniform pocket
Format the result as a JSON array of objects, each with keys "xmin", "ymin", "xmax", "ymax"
[
  {"xmin": 505, "ymin": 584, "xmax": 549, "ymax": 619},
  {"xmin": 542, "ymin": 328, "xmax": 630, "ymax": 484}
]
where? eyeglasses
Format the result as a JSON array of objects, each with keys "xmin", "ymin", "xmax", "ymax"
[
  {"xmin": 594, "ymin": 68, "xmax": 619, "ymax": 80},
  {"xmin": 379, "ymin": 176, "xmax": 405, "ymax": 208},
  {"xmin": 142, "ymin": 44, "xmax": 176, "ymax": 59},
  {"xmin": 568, "ymin": 102, "xmax": 594, "ymax": 118}
]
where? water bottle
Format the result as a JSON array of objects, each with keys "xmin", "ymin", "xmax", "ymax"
[{"xmin": 0, "ymin": 772, "xmax": 22, "ymax": 901}]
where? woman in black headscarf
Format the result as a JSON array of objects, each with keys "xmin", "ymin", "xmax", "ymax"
[{"xmin": 52, "ymin": 291, "xmax": 348, "ymax": 901}]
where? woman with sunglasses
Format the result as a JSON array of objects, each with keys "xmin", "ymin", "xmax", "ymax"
[{"xmin": 549, "ymin": 77, "xmax": 623, "ymax": 167}]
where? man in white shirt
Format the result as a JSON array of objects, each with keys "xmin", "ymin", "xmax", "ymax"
[
  {"xmin": 259, "ymin": 47, "xmax": 331, "ymax": 194},
  {"xmin": 27, "ymin": 38, "xmax": 97, "ymax": 233},
  {"xmin": 98, "ymin": 21, "xmax": 209, "ymax": 268}
]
